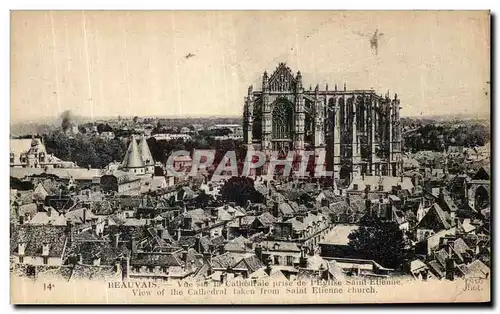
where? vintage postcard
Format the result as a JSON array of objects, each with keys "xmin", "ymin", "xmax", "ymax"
[{"xmin": 10, "ymin": 10, "xmax": 490, "ymax": 304}]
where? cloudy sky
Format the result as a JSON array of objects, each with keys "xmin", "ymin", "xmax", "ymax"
[{"xmin": 11, "ymin": 11, "xmax": 490, "ymax": 122}]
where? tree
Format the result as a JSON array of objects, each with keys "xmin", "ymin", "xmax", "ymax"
[
  {"xmin": 133, "ymin": 116, "xmax": 139, "ymax": 123},
  {"xmin": 220, "ymin": 177, "xmax": 265, "ymax": 206},
  {"xmin": 348, "ymin": 215, "xmax": 406, "ymax": 269}
]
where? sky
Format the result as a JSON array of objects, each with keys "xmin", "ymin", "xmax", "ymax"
[{"xmin": 10, "ymin": 11, "xmax": 490, "ymax": 122}]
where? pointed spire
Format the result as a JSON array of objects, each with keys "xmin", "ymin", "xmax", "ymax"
[
  {"xmin": 262, "ymin": 71, "xmax": 269, "ymax": 91},
  {"xmin": 335, "ymin": 84, "xmax": 338, "ymax": 91},
  {"xmin": 325, "ymin": 83, "xmax": 328, "ymax": 91},
  {"xmin": 122, "ymin": 135, "xmax": 144, "ymax": 169},
  {"xmin": 296, "ymin": 71, "xmax": 302, "ymax": 91},
  {"xmin": 344, "ymin": 83, "xmax": 347, "ymax": 91},
  {"xmin": 138, "ymin": 135, "xmax": 154, "ymax": 166}
]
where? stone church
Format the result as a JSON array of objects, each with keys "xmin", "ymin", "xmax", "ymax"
[{"xmin": 242, "ymin": 63, "xmax": 403, "ymax": 180}]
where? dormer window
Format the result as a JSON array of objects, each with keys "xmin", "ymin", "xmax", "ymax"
[
  {"xmin": 18, "ymin": 242, "xmax": 26, "ymax": 256},
  {"xmin": 42, "ymin": 243, "xmax": 50, "ymax": 257},
  {"xmin": 378, "ymin": 185, "xmax": 384, "ymax": 192},
  {"xmin": 353, "ymin": 184, "xmax": 358, "ymax": 191}
]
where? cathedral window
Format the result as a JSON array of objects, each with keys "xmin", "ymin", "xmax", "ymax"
[{"xmin": 272, "ymin": 101, "xmax": 293, "ymax": 140}]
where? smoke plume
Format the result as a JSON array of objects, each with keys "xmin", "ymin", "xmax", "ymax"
[{"xmin": 61, "ymin": 110, "xmax": 73, "ymax": 132}]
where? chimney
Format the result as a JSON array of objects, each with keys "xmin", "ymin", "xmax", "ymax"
[
  {"xmin": 209, "ymin": 207, "xmax": 217, "ymax": 217},
  {"xmin": 66, "ymin": 220, "xmax": 74, "ymax": 245},
  {"xmin": 272, "ymin": 202, "xmax": 279, "ymax": 217},
  {"xmin": 19, "ymin": 215, "xmax": 25, "ymax": 225},
  {"xmin": 183, "ymin": 216, "xmax": 192, "ymax": 230},
  {"xmin": 195, "ymin": 235, "xmax": 202, "ymax": 253},
  {"xmin": 157, "ymin": 228, "xmax": 163, "ymax": 239},
  {"xmin": 47, "ymin": 209, "xmax": 52, "ymax": 217},
  {"xmin": 219, "ymin": 242, "xmax": 226, "ymax": 255},
  {"xmin": 255, "ymin": 244, "xmax": 263, "ymax": 261},
  {"xmin": 299, "ymin": 247, "xmax": 308, "ymax": 268},
  {"xmin": 203, "ymin": 251, "xmax": 212, "ymax": 264},
  {"xmin": 83, "ymin": 208, "xmax": 87, "ymax": 223},
  {"xmin": 121, "ymin": 257, "xmax": 129, "ymax": 281},
  {"xmin": 182, "ymin": 245, "xmax": 189, "ymax": 264},
  {"xmin": 113, "ymin": 233, "xmax": 120, "ymax": 249},
  {"xmin": 308, "ymin": 244, "xmax": 315, "ymax": 256},
  {"xmin": 346, "ymin": 194, "xmax": 351, "ymax": 206},
  {"xmin": 91, "ymin": 221, "xmax": 97, "ymax": 233},
  {"xmin": 445, "ymin": 243, "xmax": 455, "ymax": 281},
  {"xmin": 130, "ymin": 238, "xmax": 137, "ymax": 255},
  {"xmin": 265, "ymin": 258, "xmax": 272, "ymax": 276}
]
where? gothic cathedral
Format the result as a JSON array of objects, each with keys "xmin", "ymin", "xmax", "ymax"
[{"xmin": 243, "ymin": 63, "xmax": 402, "ymax": 181}]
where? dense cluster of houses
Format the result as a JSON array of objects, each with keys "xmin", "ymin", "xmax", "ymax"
[{"xmin": 9, "ymin": 135, "xmax": 490, "ymax": 284}]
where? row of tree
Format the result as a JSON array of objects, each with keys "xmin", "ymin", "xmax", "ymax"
[
  {"xmin": 43, "ymin": 132, "xmax": 128, "ymax": 169},
  {"xmin": 404, "ymin": 123, "xmax": 489, "ymax": 153}
]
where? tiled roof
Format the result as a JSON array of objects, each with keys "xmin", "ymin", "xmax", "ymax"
[
  {"xmin": 260, "ymin": 241, "xmax": 301, "ymax": 252},
  {"xmin": 427, "ymin": 260, "xmax": 445, "ymax": 278},
  {"xmin": 65, "ymin": 208, "xmax": 97, "ymax": 224},
  {"xmin": 320, "ymin": 225, "xmax": 359, "ymax": 246},
  {"xmin": 285, "ymin": 217, "xmax": 306, "ymax": 231},
  {"xmin": 70, "ymin": 264, "xmax": 117, "ymax": 280},
  {"xmin": 256, "ymin": 212, "xmax": 276, "ymax": 227},
  {"xmin": 13, "ymin": 225, "xmax": 68, "ymax": 258},
  {"xmin": 236, "ymin": 254, "xmax": 264, "ymax": 273},
  {"xmin": 131, "ymin": 252, "xmax": 182, "ymax": 267},
  {"xmin": 122, "ymin": 136, "xmax": 144, "ymax": 169},
  {"xmin": 28, "ymin": 209, "xmax": 67, "ymax": 226},
  {"xmin": 278, "ymin": 202, "xmax": 294, "ymax": 216},
  {"xmin": 416, "ymin": 203, "xmax": 451, "ymax": 231},
  {"xmin": 18, "ymin": 203, "xmax": 38, "ymax": 217},
  {"xmin": 453, "ymin": 238, "xmax": 471, "ymax": 255},
  {"xmin": 224, "ymin": 236, "xmax": 249, "ymax": 252},
  {"xmin": 138, "ymin": 135, "xmax": 154, "ymax": 166},
  {"xmin": 211, "ymin": 252, "xmax": 239, "ymax": 269},
  {"xmin": 348, "ymin": 175, "xmax": 414, "ymax": 193}
]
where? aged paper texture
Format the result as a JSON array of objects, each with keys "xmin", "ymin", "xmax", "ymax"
[{"xmin": 10, "ymin": 10, "xmax": 491, "ymax": 304}]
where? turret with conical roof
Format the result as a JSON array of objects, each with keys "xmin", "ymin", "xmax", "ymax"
[
  {"xmin": 138, "ymin": 135, "xmax": 155, "ymax": 174},
  {"xmin": 122, "ymin": 135, "xmax": 146, "ymax": 175}
]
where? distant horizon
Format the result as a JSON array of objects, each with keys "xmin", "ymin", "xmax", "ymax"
[{"xmin": 10, "ymin": 111, "xmax": 491, "ymax": 126}]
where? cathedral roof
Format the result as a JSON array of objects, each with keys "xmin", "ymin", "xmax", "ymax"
[
  {"xmin": 122, "ymin": 136, "xmax": 144, "ymax": 169},
  {"xmin": 138, "ymin": 135, "xmax": 154, "ymax": 166}
]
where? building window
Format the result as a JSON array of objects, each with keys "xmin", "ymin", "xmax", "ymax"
[
  {"xmin": 19, "ymin": 256, "xmax": 24, "ymax": 264},
  {"xmin": 286, "ymin": 256, "xmax": 293, "ymax": 266},
  {"xmin": 366, "ymin": 185, "xmax": 371, "ymax": 191},
  {"xmin": 43, "ymin": 257, "xmax": 48, "ymax": 265},
  {"xmin": 353, "ymin": 184, "xmax": 358, "ymax": 190},
  {"xmin": 378, "ymin": 185, "xmax": 384, "ymax": 192}
]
